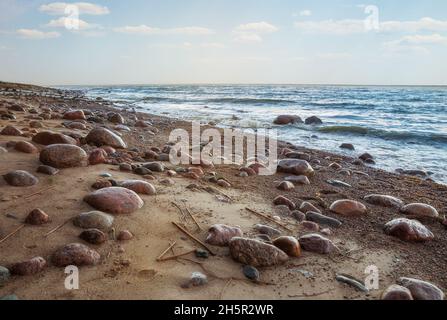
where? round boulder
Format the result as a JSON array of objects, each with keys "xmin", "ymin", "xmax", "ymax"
[
  {"xmin": 52, "ymin": 243, "xmax": 100, "ymax": 267},
  {"xmin": 3, "ymin": 170, "xmax": 38, "ymax": 187},
  {"xmin": 40, "ymin": 144, "xmax": 88, "ymax": 168},
  {"xmin": 330, "ymin": 199, "xmax": 367, "ymax": 216},
  {"xmin": 85, "ymin": 127, "xmax": 127, "ymax": 149},
  {"xmin": 83, "ymin": 187, "xmax": 144, "ymax": 214}
]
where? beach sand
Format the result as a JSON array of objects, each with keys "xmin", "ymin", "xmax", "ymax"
[{"xmin": 0, "ymin": 81, "xmax": 446, "ymax": 300}]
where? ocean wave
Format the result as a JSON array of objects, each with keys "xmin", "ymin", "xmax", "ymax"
[
  {"xmin": 204, "ymin": 97, "xmax": 296, "ymax": 104},
  {"xmin": 318, "ymin": 125, "xmax": 447, "ymax": 144}
]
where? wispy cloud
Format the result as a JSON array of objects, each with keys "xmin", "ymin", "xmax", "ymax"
[
  {"xmin": 114, "ymin": 25, "xmax": 214, "ymax": 35},
  {"xmin": 45, "ymin": 17, "xmax": 100, "ymax": 30},
  {"xmin": 232, "ymin": 21, "xmax": 278, "ymax": 43},
  {"xmin": 382, "ymin": 33, "xmax": 447, "ymax": 56},
  {"xmin": 16, "ymin": 29, "xmax": 60, "ymax": 39},
  {"xmin": 39, "ymin": 2, "xmax": 110, "ymax": 15}
]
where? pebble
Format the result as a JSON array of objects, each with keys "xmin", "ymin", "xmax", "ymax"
[
  {"xmin": 229, "ymin": 237, "xmax": 288, "ymax": 267},
  {"xmin": 73, "ymin": 211, "xmax": 115, "ymax": 231},
  {"xmin": 242, "ymin": 265, "xmax": 260, "ymax": 281},
  {"xmin": 108, "ymin": 113, "xmax": 125, "ymax": 124},
  {"xmin": 292, "ymin": 210, "xmax": 306, "ymax": 222},
  {"xmin": 305, "ymin": 211, "xmax": 342, "ymax": 228},
  {"xmin": 117, "ymin": 230, "xmax": 133, "ymax": 241},
  {"xmin": 299, "ymin": 234, "xmax": 336, "ymax": 254},
  {"xmin": 217, "ymin": 179, "xmax": 231, "ymax": 188},
  {"xmin": 25, "ymin": 208, "xmax": 50, "ymax": 225},
  {"xmin": 0, "ymin": 266, "xmax": 10, "ymax": 286},
  {"xmin": 274, "ymin": 205, "xmax": 291, "ymax": 216},
  {"xmin": 272, "ymin": 236, "xmax": 301, "ymax": 257},
  {"xmin": 63, "ymin": 110, "xmax": 86, "ymax": 120},
  {"xmin": 119, "ymin": 163, "xmax": 132, "ymax": 171},
  {"xmin": 195, "ymin": 248, "xmax": 209, "ymax": 259},
  {"xmin": 14, "ymin": 141, "xmax": 38, "ymax": 153},
  {"xmin": 277, "ymin": 181, "xmax": 294, "ymax": 191},
  {"xmin": 84, "ymin": 187, "xmax": 144, "ymax": 214},
  {"xmin": 284, "ymin": 152, "xmax": 311, "ymax": 161},
  {"xmin": 3, "ymin": 170, "xmax": 39, "ymax": 186},
  {"xmin": 400, "ymin": 203, "xmax": 439, "ymax": 218},
  {"xmin": 181, "ymin": 272, "xmax": 208, "ymax": 288},
  {"xmin": 32, "ymin": 131, "xmax": 77, "ymax": 145},
  {"xmin": 88, "ymin": 148, "xmax": 108, "ymax": 165},
  {"xmin": 92, "ymin": 180, "xmax": 112, "ymax": 189},
  {"xmin": 133, "ymin": 166, "xmax": 152, "ymax": 175},
  {"xmin": 255, "ymin": 234, "xmax": 272, "ymax": 242},
  {"xmin": 52, "ymin": 243, "xmax": 101, "ymax": 267},
  {"xmin": 329, "ymin": 199, "xmax": 367, "ymax": 216},
  {"xmin": 10, "ymin": 257, "xmax": 46, "ymax": 276},
  {"xmin": 85, "ymin": 127, "xmax": 127, "ymax": 149},
  {"xmin": 273, "ymin": 195, "xmax": 295, "ymax": 210},
  {"xmin": 329, "ymin": 162, "xmax": 342, "ymax": 170},
  {"xmin": 284, "ymin": 175, "xmax": 310, "ymax": 185},
  {"xmin": 36, "ymin": 165, "xmax": 59, "ymax": 175},
  {"xmin": 301, "ymin": 221, "xmax": 320, "ymax": 231},
  {"xmin": 364, "ymin": 194, "xmax": 404, "ymax": 209},
  {"xmin": 384, "ymin": 218, "xmax": 434, "ymax": 242},
  {"xmin": 254, "ymin": 224, "xmax": 281, "ymax": 237},
  {"xmin": 381, "ymin": 284, "xmax": 413, "ymax": 300},
  {"xmin": 120, "ymin": 180, "xmax": 156, "ymax": 195},
  {"xmin": 1, "ymin": 125, "xmax": 23, "ymax": 136},
  {"xmin": 160, "ymin": 178, "xmax": 175, "ymax": 185},
  {"xmin": 326, "ymin": 179, "xmax": 351, "ymax": 188},
  {"xmin": 299, "ymin": 201, "xmax": 321, "ymax": 214},
  {"xmin": 79, "ymin": 228, "xmax": 107, "ymax": 245},
  {"xmin": 40, "ymin": 144, "xmax": 88, "ymax": 168},
  {"xmin": 277, "ymin": 159, "xmax": 314, "ymax": 177},
  {"xmin": 205, "ymin": 224, "xmax": 243, "ymax": 246},
  {"xmin": 398, "ymin": 277, "xmax": 444, "ymax": 300},
  {"xmin": 142, "ymin": 162, "xmax": 164, "ymax": 172}
]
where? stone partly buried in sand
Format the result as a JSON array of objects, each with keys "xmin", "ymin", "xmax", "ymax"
[
  {"xmin": 32, "ymin": 131, "xmax": 77, "ymax": 145},
  {"xmin": 363, "ymin": 194, "xmax": 404, "ymax": 209},
  {"xmin": 272, "ymin": 236, "xmax": 301, "ymax": 257},
  {"xmin": 79, "ymin": 229, "xmax": 107, "ymax": 245},
  {"xmin": 3, "ymin": 170, "xmax": 39, "ymax": 187},
  {"xmin": 273, "ymin": 195, "xmax": 296, "ymax": 210},
  {"xmin": 299, "ymin": 234, "xmax": 337, "ymax": 254},
  {"xmin": 229, "ymin": 237, "xmax": 288, "ymax": 267},
  {"xmin": 84, "ymin": 187, "xmax": 144, "ymax": 214},
  {"xmin": 330, "ymin": 199, "xmax": 367, "ymax": 216},
  {"xmin": 63, "ymin": 110, "xmax": 86, "ymax": 120},
  {"xmin": 381, "ymin": 284, "xmax": 413, "ymax": 300},
  {"xmin": 14, "ymin": 141, "xmax": 38, "ymax": 154},
  {"xmin": 9, "ymin": 257, "xmax": 46, "ymax": 276},
  {"xmin": 40, "ymin": 144, "xmax": 88, "ymax": 169},
  {"xmin": 384, "ymin": 218, "xmax": 434, "ymax": 242},
  {"xmin": 306, "ymin": 211, "xmax": 342, "ymax": 228},
  {"xmin": 400, "ymin": 203, "xmax": 439, "ymax": 219},
  {"xmin": 37, "ymin": 165, "xmax": 59, "ymax": 175},
  {"xmin": 205, "ymin": 224, "xmax": 243, "ymax": 246},
  {"xmin": 25, "ymin": 208, "xmax": 50, "ymax": 225},
  {"xmin": 398, "ymin": 277, "xmax": 444, "ymax": 300},
  {"xmin": 88, "ymin": 148, "xmax": 108, "ymax": 165},
  {"xmin": 73, "ymin": 211, "xmax": 114, "ymax": 231},
  {"xmin": 52, "ymin": 243, "xmax": 100, "ymax": 267},
  {"xmin": 120, "ymin": 180, "xmax": 156, "ymax": 195},
  {"xmin": 277, "ymin": 159, "xmax": 314, "ymax": 177},
  {"xmin": 1, "ymin": 125, "xmax": 23, "ymax": 136},
  {"xmin": 85, "ymin": 127, "xmax": 127, "ymax": 149}
]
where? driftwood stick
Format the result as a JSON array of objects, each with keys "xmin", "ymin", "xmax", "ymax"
[
  {"xmin": 184, "ymin": 206, "xmax": 203, "ymax": 231},
  {"xmin": 171, "ymin": 202, "xmax": 186, "ymax": 222},
  {"xmin": 287, "ymin": 289, "xmax": 332, "ymax": 298},
  {"xmin": 0, "ymin": 224, "xmax": 25, "ymax": 244},
  {"xmin": 43, "ymin": 218, "xmax": 71, "ymax": 237},
  {"xmin": 23, "ymin": 186, "xmax": 56, "ymax": 199},
  {"xmin": 245, "ymin": 207, "xmax": 294, "ymax": 232},
  {"xmin": 220, "ymin": 279, "xmax": 232, "ymax": 300},
  {"xmin": 172, "ymin": 221, "xmax": 216, "ymax": 256},
  {"xmin": 156, "ymin": 241, "xmax": 177, "ymax": 261},
  {"xmin": 158, "ymin": 249, "xmax": 195, "ymax": 261}
]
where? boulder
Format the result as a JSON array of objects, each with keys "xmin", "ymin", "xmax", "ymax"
[
  {"xmin": 3, "ymin": 170, "xmax": 38, "ymax": 187},
  {"xmin": 330, "ymin": 199, "xmax": 367, "ymax": 216},
  {"xmin": 381, "ymin": 284, "xmax": 413, "ymax": 300},
  {"xmin": 272, "ymin": 236, "xmax": 301, "ymax": 257},
  {"xmin": 299, "ymin": 201, "xmax": 321, "ymax": 214},
  {"xmin": 305, "ymin": 211, "xmax": 342, "ymax": 228},
  {"xmin": 83, "ymin": 187, "xmax": 144, "ymax": 214},
  {"xmin": 117, "ymin": 230, "xmax": 133, "ymax": 241},
  {"xmin": 400, "ymin": 203, "xmax": 439, "ymax": 219},
  {"xmin": 398, "ymin": 277, "xmax": 444, "ymax": 300},
  {"xmin": 277, "ymin": 181, "xmax": 294, "ymax": 191},
  {"xmin": 229, "ymin": 237, "xmax": 288, "ymax": 267},
  {"xmin": 273, "ymin": 195, "xmax": 295, "ymax": 210},
  {"xmin": 273, "ymin": 115, "xmax": 302, "ymax": 125},
  {"xmin": 73, "ymin": 211, "xmax": 114, "ymax": 231},
  {"xmin": 79, "ymin": 229, "xmax": 107, "ymax": 245},
  {"xmin": 340, "ymin": 143, "xmax": 355, "ymax": 150},
  {"xmin": 304, "ymin": 116, "xmax": 323, "ymax": 125},
  {"xmin": 32, "ymin": 131, "xmax": 77, "ymax": 145},
  {"xmin": 254, "ymin": 224, "xmax": 281, "ymax": 237},
  {"xmin": 120, "ymin": 180, "xmax": 156, "ymax": 195},
  {"xmin": 384, "ymin": 218, "xmax": 434, "ymax": 242},
  {"xmin": 85, "ymin": 127, "xmax": 127, "ymax": 149},
  {"xmin": 299, "ymin": 234, "xmax": 336, "ymax": 254},
  {"xmin": 10, "ymin": 257, "xmax": 46, "ymax": 276},
  {"xmin": 88, "ymin": 148, "xmax": 108, "ymax": 165},
  {"xmin": 40, "ymin": 144, "xmax": 88, "ymax": 168},
  {"xmin": 63, "ymin": 110, "xmax": 86, "ymax": 120},
  {"xmin": 14, "ymin": 141, "xmax": 38, "ymax": 153},
  {"xmin": 25, "ymin": 208, "xmax": 50, "ymax": 225},
  {"xmin": 364, "ymin": 194, "xmax": 404, "ymax": 209},
  {"xmin": 36, "ymin": 165, "xmax": 59, "ymax": 175},
  {"xmin": 52, "ymin": 243, "xmax": 100, "ymax": 267},
  {"xmin": 205, "ymin": 224, "xmax": 243, "ymax": 246},
  {"xmin": 277, "ymin": 159, "xmax": 314, "ymax": 177},
  {"xmin": 1, "ymin": 125, "xmax": 22, "ymax": 136},
  {"xmin": 284, "ymin": 175, "xmax": 310, "ymax": 185}
]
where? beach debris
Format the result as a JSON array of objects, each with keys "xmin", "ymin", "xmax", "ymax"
[
  {"xmin": 3, "ymin": 170, "xmax": 38, "ymax": 187},
  {"xmin": 254, "ymin": 224, "xmax": 281, "ymax": 237},
  {"xmin": 299, "ymin": 234, "xmax": 336, "ymax": 254},
  {"xmin": 36, "ymin": 165, "xmax": 59, "ymax": 175},
  {"xmin": 301, "ymin": 221, "xmax": 320, "ymax": 231},
  {"xmin": 117, "ymin": 230, "xmax": 133, "ymax": 241},
  {"xmin": 242, "ymin": 265, "xmax": 260, "ymax": 281},
  {"xmin": 156, "ymin": 241, "xmax": 177, "ymax": 261},
  {"xmin": 277, "ymin": 159, "xmax": 315, "ymax": 177},
  {"xmin": 120, "ymin": 180, "xmax": 156, "ymax": 195},
  {"xmin": 329, "ymin": 199, "xmax": 367, "ymax": 216},
  {"xmin": 84, "ymin": 187, "xmax": 144, "ymax": 214},
  {"xmin": 52, "ymin": 243, "xmax": 100, "ymax": 267},
  {"xmin": 0, "ymin": 266, "xmax": 11, "ymax": 286},
  {"xmin": 381, "ymin": 284, "xmax": 413, "ymax": 300},
  {"xmin": 384, "ymin": 218, "xmax": 434, "ymax": 242},
  {"xmin": 79, "ymin": 228, "xmax": 107, "ymax": 245},
  {"xmin": 398, "ymin": 277, "xmax": 444, "ymax": 300},
  {"xmin": 205, "ymin": 224, "xmax": 243, "ymax": 246},
  {"xmin": 40, "ymin": 144, "xmax": 88, "ymax": 168},
  {"xmin": 14, "ymin": 141, "xmax": 38, "ymax": 153},
  {"xmin": 339, "ymin": 143, "xmax": 355, "ymax": 150},
  {"xmin": 245, "ymin": 207, "xmax": 294, "ymax": 232},
  {"xmin": 85, "ymin": 127, "xmax": 127, "ymax": 148},
  {"xmin": 10, "ymin": 257, "xmax": 46, "ymax": 276},
  {"xmin": 335, "ymin": 274, "xmax": 369, "ymax": 293},
  {"xmin": 184, "ymin": 206, "xmax": 203, "ymax": 231},
  {"xmin": 273, "ymin": 195, "xmax": 295, "ymax": 210},
  {"xmin": 284, "ymin": 175, "xmax": 310, "ymax": 185},
  {"xmin": 273, "ymin": 115, "xmax": 302, "ymax": 125},
  {"xmin": 25, "ymin": 208, "xmax": 50, "ymax": 225},
  {"xmin": 400, "ymin": 203, "xmax": 439, "ymax": 218},
  {"xmin": 172, "ymin": 221, "xmax": 216, "ymax": 256},
  {"xmin": 272, "ymin": 236, "xmax": 301, "ymax": 257},
  {"xmin": 363, "ymin": 194, "xmax": 404, "ymax": 208},
  {"xmin": 181, "ymin": 272, "xmax": 208, "ymax": 288},
  {"xmin": 32, "ymin": 131, "xmax": 77, "ymax": 145},
  {"xmin": 326, "ymin": 179, "xmax": 351, "ymax": 188},
  {"xmin": 229, "ymin": 237, "xmax": 288, "ymax": 267},
  {"xmin": 305, "ymin": 211, "xmax": 342, "ymax": 228},
  {"xmin": 299, "ymin": 201, "xmax": 321, "ymax": 214}
]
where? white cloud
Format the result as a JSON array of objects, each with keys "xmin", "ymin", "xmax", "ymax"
[
  {"xmin": 114, "ymin": 25, "xmax": 214, "ymax": 35},
  {"xmin": 299, "ymin": 10, "xmax": 312, "ymax": 17},
  {"xmin": 294, "ymin": 17, "xmax": 447, "ymax": 35},
  {"xmin": 39, "ymin": 2, "xmax": 109, "ymax": 15},
  {"xmin": 45, "ymin": 17, "xmax": 99, "ymax": 30},
  {"xmin": 232, "ymin": 21, "xmax": 278, "ymax": 43},
  {"xmin": 16, "ymin": 29, "xmax": 60, "ymax": 39},
  {"xmin": 388, "ymin": 33, "xmax": 447, "ymax": 46}
]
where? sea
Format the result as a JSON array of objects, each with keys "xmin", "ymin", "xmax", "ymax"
[{"xmin": 62, "ymin": 85, "xmax": 447, "ymax": 184}]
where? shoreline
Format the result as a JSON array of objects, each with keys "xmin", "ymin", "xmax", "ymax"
[{"xmin": 0, "ymin": 81, "xmax": 446, "ymax": 300}]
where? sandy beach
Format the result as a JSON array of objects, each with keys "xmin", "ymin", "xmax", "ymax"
[{"xmin": 0, "ymin": 81, "xmax": 446, "ymax": 300}]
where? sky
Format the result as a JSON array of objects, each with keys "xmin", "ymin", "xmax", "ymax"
[{"xmin": 0, "ymin": 0, "xmax": 447, "ymax": 85}]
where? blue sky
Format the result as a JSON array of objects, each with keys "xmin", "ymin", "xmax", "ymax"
[{"xmin": 1, "ymin": 0, "xmax": 447, "ymax": 85}]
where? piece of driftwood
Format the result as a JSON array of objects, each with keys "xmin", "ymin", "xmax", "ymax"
[
  {"xmin": 171, "ymin": 202, "xmax": 186, "ymax": 222},
  {"xmin": 184, "ymin": 206, "xmax": 203, "ymax": 231},
  {"xmin": 245, "ymin": 207, "xmax": 294, "ymax": 232},
  {"xmin": 0, "ymin": 224, "xmax": 25, "ymax": 244},
  {"xmin": 287, "ymin": 289, "xmax": 332, "ymax": 298},
  {"xmin": 158, "ymin": 249, "xmax": 196, "ymax": 262},
  {"xmin": 24, "ymin": 186, "xmax": 56, "ymax": 199},
  {"xmin": 172, "ymin": 221, "xmax": 216, "ymax": 256},
  {"xmin": 156, "ymin": 241, "xmax": 177, "ymax": 261},
  {"xmin": 43, "ymin": 218, "xmax": 71, "ymax": 237}
]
